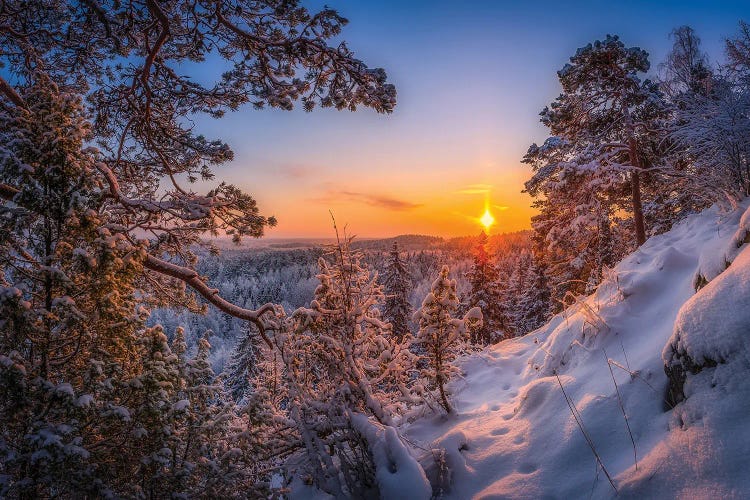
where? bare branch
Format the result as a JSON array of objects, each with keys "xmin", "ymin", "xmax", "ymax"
[{"xmin": 143, "ymin": 253, "xmax": 276, "ymax": 347}]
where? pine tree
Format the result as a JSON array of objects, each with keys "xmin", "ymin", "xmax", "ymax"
[
  {"xmin": 413, "ymin": 266, "xmax": 482, "ymax": 413},
  {"xmin": 523, "ymin": 35, "xmax": 671, "ymax": 300},
  {"xmin": 269, "ymin": 235, "xmax": 416, "ymax": 497},
  {"xmin": 382, "ymin": 241, "xmax": 413, "ymax": 342},
  {"xmin": 515, "ymin": 255, "xmax": 552, "ymax": 335},
  {"xmin": 466, "ymin": 231, "xmax": 504, "ymax": 344},
  {"xmin": 225, "ymin": 323, "xmax": 266, "ymax": 403},
  {"xmin": 535, "ymin": 35, "xmax": 669, "ymax": 246},
  {"xmin": 0, "ymin": 0, "xmax": 396, "ymax": 357}
]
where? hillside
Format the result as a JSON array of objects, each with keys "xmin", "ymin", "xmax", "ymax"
[{"xmin": 404, "ymin": 200, "xmax": 750, "ymax": 498}]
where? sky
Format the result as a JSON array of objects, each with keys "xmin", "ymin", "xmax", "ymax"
[{"xmin": 194, "ymin": 0, "xmax": 750, "ymax": 238}]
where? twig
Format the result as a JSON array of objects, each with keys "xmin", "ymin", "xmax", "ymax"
[
  {"xmin": 603, "ymin": 348, "xmax": 637, "ymax": 471},
  {"xmin": 607, "ymin": 360, "xmax": 674, "ymax": 410},
  {"xmin": 619, "ymin": 339, "xmax": 631, "ymax": 373},
  {"xmin": 555, "ymin": 372, "xmax": 618, "ymax": 494}
]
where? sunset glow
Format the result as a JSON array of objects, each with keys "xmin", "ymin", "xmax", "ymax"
[
  {"xmin": 480, "ymin": 208, "xmax": 495, "ymax": 231},
  {"xmin": 192, "ymin": 0, "xmax": 743, "ymax": 240}
]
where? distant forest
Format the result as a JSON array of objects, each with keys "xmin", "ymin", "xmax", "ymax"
[{"xmin": 150, "ymin": 231, "xmax": 536, "ymax": 371}]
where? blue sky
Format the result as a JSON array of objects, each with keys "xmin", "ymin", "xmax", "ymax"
[{"xmin": 195, "ymin": 0, "xmax": 750, "ymax": 237}]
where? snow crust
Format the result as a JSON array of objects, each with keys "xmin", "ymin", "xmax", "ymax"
[
  {"xmin": 405, "ymin": 200, "xmax": 750, "ymax": 499},
  {"xmin": 350, "ymin": 413, "xmax": 431, "ymax": 500}
]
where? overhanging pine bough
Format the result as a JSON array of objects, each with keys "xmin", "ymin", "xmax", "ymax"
[{"xmin": 0, "ymin": 0, "xmax": 396, "ymax": 338}]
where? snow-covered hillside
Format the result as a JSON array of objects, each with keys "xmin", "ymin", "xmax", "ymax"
[{"xmin": 405, "ymin": 200, "xmax": 750, "ymax": 499}]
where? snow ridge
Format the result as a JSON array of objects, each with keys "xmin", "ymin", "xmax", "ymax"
[{"xmin": 405, "ymin": 200, "xmax": 750, "ymax": 499}]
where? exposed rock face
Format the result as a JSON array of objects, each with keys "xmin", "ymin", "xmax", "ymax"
[
  {"xmin": 662, "ymin": 231, "xmax": 750, "ymax": 410},
  {"xmin": 663, "ymin": 344, "xmax": 718, "ymax": 408}
]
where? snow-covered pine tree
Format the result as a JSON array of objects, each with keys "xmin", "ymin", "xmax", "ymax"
[
  {"xmin": 0, "ymin": 0, "xmax": 396, "ymax": 366},
  {"xmin": 534, "ymin": 35, "xmax": 669, "ymax": 246},
  {"xmin": 523, "ymin": 35, "xmax": 672, "ymax": 300},
  {"xmin": 271, "ymin": 235, "xmax": 417, "ymax": 497},
  {"xmin": 466, "ymin": 231, "xmax": 505, "ymax": 344},
  {"xmin": 413, "ymin": 266, "xmax": 482, "ymax": 413},
  {"xmin": 514, "ymin": 254, "xmax": 553, "ymax": 335},
  {"xmin": 382, "ymin": 241, "xmax": 413, "ymax": 342}
]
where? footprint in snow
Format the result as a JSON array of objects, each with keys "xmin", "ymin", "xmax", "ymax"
[
  {"xmin": 517, "ymin": 463, "xmax": 538, "ymax": 474},
  {"xmin": 490, "ymin": 427, "xmax": 510, "ymax": 436}
]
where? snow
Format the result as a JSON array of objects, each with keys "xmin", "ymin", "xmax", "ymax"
[
  {"xmin": 75, "ymin": 394, "xmax": 94, "ymax": 407},
  {"xmin": 403, "ymin": 199, "xmax": 750, "ymax": 498},
  {"xmin": 349, "ymin": 413, "xmax": 431, "ymax": 500},
  {"xmin": 55, "ymin": 383, "xmax": 75, "ymax": 397},
  {"xmin": 172, "ymin": 399, "xmax": 190, "ymax": 411}
]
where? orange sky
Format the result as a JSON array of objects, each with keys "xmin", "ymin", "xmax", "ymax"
[
  {"xmin": 212, "ymin": 106, "xmax": 543, "ymax": 239},
  {"xmin": 259, "ymin": 170, "xmax": 536, "ymax": 239}
]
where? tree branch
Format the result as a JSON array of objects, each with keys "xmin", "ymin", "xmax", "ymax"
[
  {"xmin": 0, "ymin": 179, "xmax": 277, "ymax": 347},
  {"xmin": 142, "ymin": 253, "xmax": 276, "ymax": 347},
  {"xmin": 0, "ymin": 76, "xmax": 24, "ymax": 108}
]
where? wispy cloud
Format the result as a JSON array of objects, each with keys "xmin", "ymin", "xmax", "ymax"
[
  {"xmin": 278, "ymin": 164, "xmax": 311, "ymax": 179},
  {"xmin": 493, "ymin": 204, "xmax": 509, "ymax": 211},
  {"xmin": 310, "ymin": 189, "xmax": 422, "ymax": 211},
  {"xmin": 457, "ymin": 183, "xmax": 493, "ymax": 195}
]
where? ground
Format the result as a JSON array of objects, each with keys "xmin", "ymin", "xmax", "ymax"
[{"xmin": 404, "ymin": 200, "xmax": 750, "ymax": 499}]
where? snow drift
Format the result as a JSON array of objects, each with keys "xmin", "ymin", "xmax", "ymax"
[{"xmin": 405, "ymin": 200, "xmax": 750, "ymax": 499}]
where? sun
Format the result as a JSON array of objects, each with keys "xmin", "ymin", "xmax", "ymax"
[{"xmin": 480, "ymin": 207, "xmax": 495, "ymax": 231}]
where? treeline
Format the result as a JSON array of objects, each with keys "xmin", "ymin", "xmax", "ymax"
[{"xmin": 151, "ymin": 231, "xmax": 542, "ymax": 372}]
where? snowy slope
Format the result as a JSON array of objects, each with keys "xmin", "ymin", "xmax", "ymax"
[{"xmin": 405, "ymin": 200, "xmax": 750, "ymax": 499}]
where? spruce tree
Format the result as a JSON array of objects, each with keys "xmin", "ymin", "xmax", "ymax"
[
  {"xmin": 382, "ymin": 241, "xmax": 413, "ymax": 342},
  {"xmin": 413, "ymin": 266, "xmax": 482, "ymax": 413},
  {"xmin": 0, "ymin": 72, "xmax": 267, "ymax": 499},
  {"xmin": 515, "ymin": 255, "xmax": 553, "ymax": 335},
  {"xmin": 466, "ymin": 231, "xmax": 504, "ymax": 344},
  {"xmin": 225, "ymin": 323, "xmax": 266, "ymax": 403}
]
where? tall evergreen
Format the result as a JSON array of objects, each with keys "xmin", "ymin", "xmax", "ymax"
[
  {"xmin": 382, "ymin": 241, "xmax": 413, "ymax": 342},
  {"xmin": 225, "ymin": 323, "xmax": 265, "ymax": 403},
  {"xmin": 414, "ymin": 266, "xmax": 482, "ymax": 413},
  {"xmin": 524, "ymin": 35, "xmax": 670, "ymax": 299},
  {"xmin": 515, "ymin": 255, "xmax": 553, "ymax": 335},
  {"xmin": 466, "ymin": 232, "xmax": 504, "ymax": 344}
]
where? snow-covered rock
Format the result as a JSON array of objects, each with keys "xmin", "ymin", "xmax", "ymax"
[{"xmin": 405, "ymin": 200, "xmax": 750, "ymax": 499}]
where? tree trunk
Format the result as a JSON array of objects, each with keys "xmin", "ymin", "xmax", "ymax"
[
  {"xmin": 437, "ymin": 374, "xmax": 452, "ymax": 413},
  {"xmin": 627, "ymin": 136, "xmax": 647, "ymax": 246},
  {"xmin": 631, "ymin": 170, "xmax": 646, "ymax": 246}
]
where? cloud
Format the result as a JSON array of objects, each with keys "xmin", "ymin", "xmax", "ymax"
[
  {"xmin": 457, "ymin": 183, "xmax": 493, "ymax": 195},
  {"xmin": 310, "ymin": 189, "xmax": 422, "ymax": 211},
  {"xmin": 278, "ymin": 164, "xmax": 311, "ymax": 179},
  {"xmin": 493, "ymin": 204, "xmax": 509, "ymax": 211}
]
